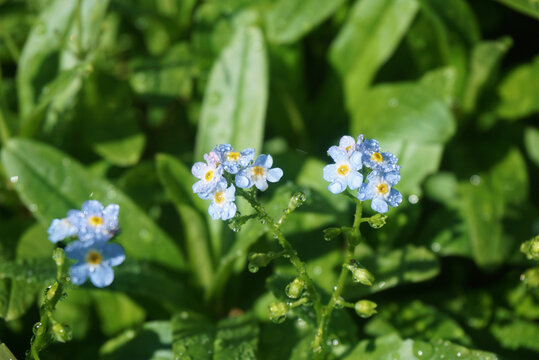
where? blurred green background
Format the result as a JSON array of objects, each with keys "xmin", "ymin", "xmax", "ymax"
[{"xmin": 0, "ymin": 0, "xmax": 538, "ymax": 359}]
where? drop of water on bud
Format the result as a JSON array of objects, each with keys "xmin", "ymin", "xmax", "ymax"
[{"xmin": 247, "ymin": 263, "xmax": 259, "ymax": 273}]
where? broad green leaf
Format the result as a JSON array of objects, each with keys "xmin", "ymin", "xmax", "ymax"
[
  {"xmin": 524, "ymin": 126, "xmax": 539, "ymax": 167},
  {"xmin": 53, "ymin": 288, "xmax": 93, "ymax": 340},
  {"xmin": 495, "ymin": 0, "xmax": 539, "ymax": 19},
  {"xmin": 1, "ymin": 139, "xmax": 186, "ymax": 270},
  {"xmin": 194, "ymin": 26, "xmax": 268, "ymax": 160},
  {"xmin": 498, "ymin": 55, "xmax": 539, "ymax": 120},
  {"xmin": 93, "ymin": 133, "xmax": 146, "ymax": 167},
  {"xmin": 266, "ymin": 0, "xmax": 346, "ymax": 44},
  {"xmin": 93, "ymin": 291, "xmax": 146, "ymax": 336},
  {"xmin": 156, "ymin": 154, "xmax": 213, "ymax": 291},
  {"xmin": 418, "ymin": 208, "xmax": 471, "ymax": 257},
  {"xmin": 419, "ymin": 67, "xmax": 458, "ymax": 107},
  {"xmin": 329, "ymin": 0, "xmax": 419, "ymax": 108},
  {"xmin": 364, "ymin": 300, "xmax": 472, "ymax": 345},
  {"xmin": 129, "ymin": 43, "xmax": 193, "ymax": 100},
  {"xmin": 100, "ymin": 321, "xmax": 173, "ymax": 360},
  {"xmin": 347, "ymin": 244, "xmax": 440, "ymax": 298},
  {"xmin": 342, "ymin": 334, "xmax": 499, "ymax": 360},
  {"xmin": 350, "ymin": 82, "xmax": 456, "ymax": 194},
  {"xmin": 491, "ymin": 308, "xmax": 539, "ymax": 352},
  {"xmin": 172, "ymin": 312, "xmax": 259, "ymax": 359},
  {"xmin": 461, "ymin": 38, "xmax": 512, "ymax": 113},
  {"xmin": 0, "ymin": 344, "xmax": 17, "ymax": 360}
]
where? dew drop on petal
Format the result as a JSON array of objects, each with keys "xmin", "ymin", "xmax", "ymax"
[
  {"xmin": 408, "ymin": 194, "xmax": 419, "ymax": 204},
  {"xmin": 470, "ymin": 175, "xmax": 481, "ymax": 185},
  {"xmin": 10, "ymin": 176, "xmax": 18, "ymax": 183}
]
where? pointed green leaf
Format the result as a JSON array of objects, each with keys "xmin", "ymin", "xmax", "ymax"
[
  {"xmin": 0, "ymin": 344, "xmax": 17, "ymax": 360},
  {"xmin": 195, "ymin": 26, "xmax": 268, "ymax": 159},
  {"xmin": 329, "ymin": 0, "xmax": 419, "ymax": 108},
  {"xmin": 498, "ymin": 55, "xmax": 539, "ymax": 120},
  {"xmin": 1, "ymin": 139, "xmax": 186, "ymax": 270},
  {"xmin": 266, "ymin": 0, "xmax": 346, "ymax": 44},
  {"xmin": 495, "ymin": 0, "xmax": 539, "ymax": 19}
]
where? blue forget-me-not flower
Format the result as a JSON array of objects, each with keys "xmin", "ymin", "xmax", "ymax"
[
  {"xmin": 361, "ymin": 138, "xmax": 400, "ymax": 172},
  {"xmin": 357, "ymin": 170, "xmax": 402, "ymax": 213},
  {"xmin": 236, "ymin": 154, "xmax": 283, "ymax": 191},
  {"xmin": 192, "ymin": 151, "xmax": 224, "ymax": 197},
  {"xmin": 67, "ymin": 200, "xmax": 120, "ymax": 242},
  {"xmin": 338, "ymin": 135, "xmax": 364, "ymax": 156},
  {"xmin": 47, "ymin": 218, "xmax": 78, "ymax": 243},
  {"xmin": 201, "ymin": 181, "xmax": 237, "ymax": 220},
  {"xmin": 65, "ymin": 239, "xmax": 125, "ymax": 288},
  {"xmin": 323, "ymin": 146, "xmax": 363, "ymax": 194},
  {"xmin": 213, "ymin": 144, "xmax": 255, "ymax": 174}
]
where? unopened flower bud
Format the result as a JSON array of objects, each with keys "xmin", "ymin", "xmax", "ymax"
[
  {"xmin": 323, "ymin": 227, "xmax": 342, "ymax": 241},
  {"xmin": 285, "ymin": 278, "xmax": 304, "ymax": 299},
  {"xmin": 368, "ymin": 214, "xmax": 387, "ymax": 229},
  {"xmin": 52, "ymin": 322, "xmax": 72, "ymax": 342},
  {"xmin": 52, "ymin": 248, "xmax": 65, "ymax": 267},
  {"xmin": 268, "ymin": 301, "xmax": 288, "ymax": 324},
  {"xmin": 521, "ymin": 236, "xmax": 539, "ymax": 261},
  {"xmin": 355, "ymin": 300, "xmax": 377, "ymax": 318},
  {"xmin": 45, "ymin": 282, "xmax": 59, "ymax": 301},
  {"xmin": 288, "ymin": 192, "xmax": 307, "ymax": 212},
  {"xmin": 346, "ymin": 264, "xmax": 374, "ymax": 286}
]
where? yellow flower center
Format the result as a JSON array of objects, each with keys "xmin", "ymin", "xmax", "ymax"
[
  {"xmin": 337, "ymin": 164, "xmax": 350, "ymax": 176},
  {"xmin": 88, "ymin": 216, "xmax": 103, "ymax": 227},
  {"xmin": 253, "ymin": 166, "xmax": 265, "ymax": 177},
  {"xmin": 377, "ymin": 183, "xmax": 389, "ymax": 195},
  {"xmin": 214, "ymin": 191, "xmax": 225, "ymax": 204},
  {"xmin": 371, "ymin": 152, "xmax": 383, "ymax": 162},
  {"xmin": 86, "ymin": 250, "xmax": 102, "ymax": 265},
  {"xmin": 204, "ymin": 170, "xmax": 214, "ymax": 181},
  {"xmin": 346, "ymin": 145, "xmax": 353, "ymax": 152},
  {"xmin": 227, "ymin": 151, "xmax": 241, "ymax": 162}
]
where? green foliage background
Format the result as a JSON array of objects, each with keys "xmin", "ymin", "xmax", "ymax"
[{"xmin": 0, "ymin": 0, "xmax": 538, "ymax": 359}]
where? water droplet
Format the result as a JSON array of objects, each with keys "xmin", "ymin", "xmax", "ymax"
[
  {"xmin": 62, "ymin": 158, "xmax": 71, "ymax": 167},
  {"xmin": 313, "ymin": 266, "xmax": 322, "ymax": 276},
  {"xmin": 10, "ymin": 176, "xmax": 18, "ymax": 183},
  {"xmin": 107, "ymin": 189, "xmax": 117, "ymax": 199},
  {"xmin": 470, "ymin": 175, "xmax": 481, "ymax": 185},
  {"xmin": 29, "ymin": 204, "xmax": 38, "ymax": 212},
  {"xmin": 33, "ymin": 322, "xmax": 43, "ymax": 334},
  {"xmin": 431, "ymin": 242, "xmax": 441, "ymax": 253},
  {"xmin": 388, "ymin": 98, "xmax": 399, "ymax": 107},
  {"xmin": 89, "ymin": 192, "xmax": 94, "ymax": 198},
  {"xmin": 247, "ymin": 263, "xmax": 259, "ymax": 273},
  {"xmin": 408, "ymin": 194, "xmax": 419, "ymax": 204},
  {"xmin": 457, "ymin": 352, "xmax": 462, "ymax": 357},
  {"xmin": 418, "ymin": 350, "xmax": 423, "ymax": 356},
  {"xmin": 139, "ymin": 228, "xmax": 150, "ymax": 241}
]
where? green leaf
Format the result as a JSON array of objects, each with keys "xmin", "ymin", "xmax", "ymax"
[
  {"xmin": 491, "ymin": 308, "xmax": 539, "ymax": 353},
  {"xmin": 1, "ymin": 138, "xmax": 186, "ymax": 270},
  {"xmin": 0, "ymin": 344, "xmax": 17, "ymax": 360},
  {"xmin": 93, "ymin": 133, "xmax": 146, "ymax": 167},
  {"xmin": 329, "ymin": 0, "xmax": 419, "ymax": 108},
  {"xmin": 342, "ymin": 334, "xmax": 499, "ymax": 360},
  {"xmin": 266, "ymin": 0, "xmax": 346, "ymax": 44},
  {"xmin": 524, "ymin": 126, "xmax": 539, "ymax": 167},
  {"xmin": 419, "ymin": 67, "xmax": 458, "ymax": 107},
  {"xmin": 497, "ymin": 55, "xmax": 539, "ymax": 120},
  {"xmin": 155, "ymin": 154, "xmax": 213, "ymax": 292},
  {"xmin": 494, "ymin": 0, "xmax": 539, "ymax": 19},
  {"xmin": 461, "ymin": 38, "xmax": 512, "ymax": 113},
  {"xmin": 364, "ymin": 300, "xmax": 472, "ymax": 346},
  {"xmin": 350, "ymin": 82, "xmax": 456, "ymax": 194},
  {"xmin": 172, "ymin": 312, "xmax": 259, "ymax": 359},
  {"xmin": 194, "ymin": 26, "xmax": 268, "ymax": 160},
  {"xmin": 347, "ymin": 244, "xmax": 440, "ymax": 298},
  {"xmin": 100, "ymin": 321, "xmax": 173, "ymax": 360},
  {"xmin": 93, "ymin": 291, "xmax": 146, "ymax": 337}
]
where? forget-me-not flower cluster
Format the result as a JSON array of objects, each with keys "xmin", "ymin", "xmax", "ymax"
[
  {"xmin": 323, "ymin": 135, "xmax": 402, "ymax": 213},
  {"xmin": 47, "ymin": 200, "xmax": 125, "ymax": 288},
  {"xmin": 192, "ymin": 144, "xmax": 283, "ymax": 220}
]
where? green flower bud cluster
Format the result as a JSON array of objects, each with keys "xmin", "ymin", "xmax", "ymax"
[
  {"xmin": 355, "ymin": 300, "xmax": 377, "ymax": 318},
  {"xmin": 368, "ymin": 213, "xmax": 387, "ymax": 229},
  {"xmin": 268, "ymin": 301, "xmax": 288, "ymax": 324},
  {"xmin": 346, "ymin": 261, "xmax": 374, "ymax": 286},
  {"xmin": 285, "ymin": 278, "xmax": 305, "ymax": 299},
  {"xmin": 521, "ymin": 235, "xmax": 539, "ymax": 261}
]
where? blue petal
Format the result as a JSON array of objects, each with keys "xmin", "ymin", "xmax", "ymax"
[
  {"xmin": 267, "ymin": 168, "xmax": 283, "ymax": 183},
  {"xmin": 103, "ymin": 243, "xmax": 125, "ymax": 266},
  {"xmin": 371, "ymin": 197, "xmax": 389, "ymax": 213},
  {"xmin": 323, "ymin": 164, "xmax": 337, "ymax": 182},
  {"xmin": 208, "ymin": 203, "xmax": 221, "ymax": 220},
  {"xmin": 224, "ymin": 185, "xmax": 236, "ymax": 200},
  {"xmin": 65, "ymin": 240, "xmax": 90, "ymax": 262},
  {"xmin": 254, "ymin": 154, "xmax": 268, "ymax": 167},
  {"xmin": 254, "ymin": 177, "xmax": 268, "ymax": 191},
  {"xmin": 221, "ymin": 202, "xmax": 237, "ymax": 220},
  {"xmin": 191, "ymin": 162, "xmax": 207, "ymax": 178},
  {"xmin": 82, "ymin": 200, "xmax": 104, "ymax": 215},
  {"xmin": 328, "ymin": 146, "xmax": 348, "ymax": 163},
  {"xmin": 384, "ymin": 171, "xmax": 401, "ymax": 185},
  {"xmin": 70, "ymin": 263, "xmax": 89, "ymax": 285},
  {"xmin": 362, "ymin": 139, "xmax": 379, "ymax": 153},
  {"xmin": 357, "ymin": 183, "xmax": 374, "ymax": 201},
  {"xmin": 103, "ymin": 204, "xmax": 120, "ymax": 231},
  {"xmin": 240, "ymin": 148, "xmax": 255, "ymax": 166},
  {"xmin": 328, "ymin": 181, "xmax": 345, "ymax": 194},
  {"xmin": 349, "ymin": 151, "xmax": 363, "ymax": 169},
  {"xmin": 387, "ymin": 188, "xmax": 402, "ymax": 207},
  {"xmin": 89, "ymin": 265, "xmax": 114, "ymax": 288},
  {"xmin": 47, "ymin": 218, "xmax": 77, "ymax": 243},
  {"xmin": 347, "ymin": 172, "xmax": 363, "ymax": 190},
  {"xmin": 235, "ymin": 174, "xmax": 251, "ymax": 188}
]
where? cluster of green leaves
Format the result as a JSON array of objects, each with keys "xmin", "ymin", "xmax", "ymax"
[{"xmin": 0, "ymin": 0, "xmax": 537, "ymax": 359}]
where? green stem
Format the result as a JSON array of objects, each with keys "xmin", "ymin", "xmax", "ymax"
[
  {"xmin": 238, "ymin": 189, "xmax": 323, "ymax": 317},
  {"xmin": 314, "ymin": 199, "xmax": 363, "ymax": 356}
]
